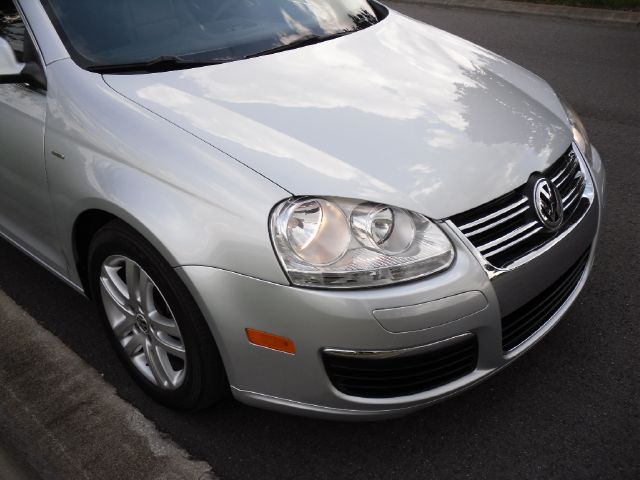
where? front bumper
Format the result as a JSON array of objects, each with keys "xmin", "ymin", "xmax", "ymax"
[{"xmin": 177, "ymin": 147, "xmax": 605, "ymax": 420}]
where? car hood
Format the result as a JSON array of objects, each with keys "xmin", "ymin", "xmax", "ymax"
[{"xmin": 104, "ymin": 9, "xmax": 571, "ymax": 219}]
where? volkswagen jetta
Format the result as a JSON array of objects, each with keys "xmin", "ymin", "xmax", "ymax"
[{"xmin": 0, "ymin": 0, "xmax": 605, "ymax": 419}]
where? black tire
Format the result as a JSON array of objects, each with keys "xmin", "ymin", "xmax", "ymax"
[{"xmin": 88, "ymin": 219, "xmax": 228, "ymax": 410}]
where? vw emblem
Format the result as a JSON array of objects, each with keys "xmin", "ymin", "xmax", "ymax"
[{"xmin": 533, "ymin": 178, "xmax": 564, "ymax": 231}]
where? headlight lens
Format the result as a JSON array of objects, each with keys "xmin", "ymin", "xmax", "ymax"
[
  {"xmin": 283, "ymin": 198, "xmax": 350, "ymax": 265},
  {"xmin": 351, "ymin": 203, "xmax": 416, "ymax": 255},
  {"xmin": 270, "ymin": 197, "xmax": 454, "ymax": 288},
  {"xmin": 560, "ymin": 97, "xmax": 592, "ymax": 163}
]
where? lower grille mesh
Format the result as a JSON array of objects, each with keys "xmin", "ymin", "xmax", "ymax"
[
  {"xmin": 323, "ymin": 336, "xmax": 478, "ymax": 398},
  {"xmin": 502, "ymin": 248, "xmax": 590, "ymax": 351}
]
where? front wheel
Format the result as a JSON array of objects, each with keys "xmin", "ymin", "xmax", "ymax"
[{"xmin": 88, "ymin": 220, "xmax": 228, "ymax": 410}]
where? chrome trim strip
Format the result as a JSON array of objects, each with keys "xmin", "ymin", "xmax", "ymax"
[
  {"xmin": 478, "ymin": 221, "xmax": 539, "ymax": 253},
  {"xmin": 562, "ymin": 178, "xmax": 585, "ymax": 205},
  {"xmin": 458, "ymin": 197, "xmax": 527, "ymax": 232},
  {"xmin": 444, "ymin": 220, "xmax": 498, "ymax": 275},
  {"xmin": 483, "ymin": 226, "xmax": 544, "ymax": 257},
  {"xmin": 563, "ymin": 187, "xmax": 584, "ymax": 212},
  {"xmin": 322, "ymin": 333, "xmax": 474, "ymax": 360},
  {"xmin": 554, "ymin": 161, "xmax": 578, "ymax": 188},
  {"xmin": 551, "ymin": 158, "xmax": 571, "ymax": 183},
  {"xmin": 465, "ymin": 204, "xmax": 529, "ymax": 237}
]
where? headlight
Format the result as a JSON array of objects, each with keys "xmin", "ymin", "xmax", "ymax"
[
  {"xmin": 560, "ymin": 97, "xmax": 592, "ymax": 164},
  {"xmin": 270, "ymin": 197, "xmax": 454, "ymax": 288}
]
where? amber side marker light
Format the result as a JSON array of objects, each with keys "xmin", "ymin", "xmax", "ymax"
[{"xmin": 245, "ymin": 328, "xmax": 296, "ymax": 354}]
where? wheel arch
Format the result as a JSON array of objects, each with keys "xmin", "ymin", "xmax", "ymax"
[{"xmin": 71, "ymin": 204, "xmax": 180, "ymax": 298}]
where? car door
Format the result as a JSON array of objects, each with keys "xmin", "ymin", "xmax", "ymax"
[{"xmin": 0, "ymin": 0, "xmax": 65, "ymax": 273}]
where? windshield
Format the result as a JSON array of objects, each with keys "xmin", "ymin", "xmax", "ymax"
[{"xmin": 40, "ymin": 0, "xmax": 382, "ymax": 71}]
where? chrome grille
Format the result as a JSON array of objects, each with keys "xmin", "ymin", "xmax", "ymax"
[{"xmin": 449, "ymin": 146, "xmax": 590, "ymax": 270}]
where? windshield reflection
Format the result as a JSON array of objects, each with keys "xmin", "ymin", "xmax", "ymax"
[{"xmin": 41, "ymin": 0, "xmax": 381, "ymax": 68}]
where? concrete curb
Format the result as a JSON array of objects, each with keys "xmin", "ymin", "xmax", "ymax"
[
  {"xmin": 387, "ymin": 0, "xmax": 640, "ymax": 26},
  {"xmin": 0, "ymin": 289, "xmax": 216, "ymax": 480}
]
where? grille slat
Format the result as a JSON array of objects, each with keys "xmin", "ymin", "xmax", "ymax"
[
  {"xmin": 561, "ymin": 173, "xmax": 584, "ymax": 203},
  {"xmin": 323, "ymin": 336, "xmax": 478, "ymax": 398},
  {"xmin": 465, "ymin": 205, "xmax": 530, "ymax": 238},
  {"xmin": 501, "ymin": 248, "xmax": 590, "ymax": 351},
  {"xmin": 563, "ymin": 177, "xmax": 586, "ymax": 207},
  {"xmin": 459, "ymin": 197, "xmax": 528, "ymax": 232},
  {"xmin": 330, "ymin": 355, "xmax": 474, "ymax": 383},
  {"xmin": 478, "ymin": 221, "xmax": 539, "ymax": 254},
  {"xmin": 502, "ymin": 265, "xmax": 583, "ymax": 346},
  {"xmin": 482, "ymin": 226, "xmax": 544, "ymax": 258},
  {"xmin": 333, "ymin": 363, "xmax": 475, "ymax": 393},
  {"xmin": 555, "ymin": 160, "xmax": 579, "ymax": 188},
  {"xmin": 549, "ymin": 153, "xmax": 573, "ymax": 180},
  {"xmin": 450, "ymin": 147, "xmax": 590, "ymax": 269}
]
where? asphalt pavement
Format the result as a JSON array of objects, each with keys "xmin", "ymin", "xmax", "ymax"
[
  {"xmin": 0, "ymin": 439, "xmax": 40, "ymax": 480},
  {"xmin": 0, "ymin": 2, "xmax": 638, "ymax": 479}
]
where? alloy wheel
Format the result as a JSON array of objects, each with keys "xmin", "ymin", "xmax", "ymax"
[{"xmin": 99, "ymin": 255, "xmax": 187, "ymax": 390}]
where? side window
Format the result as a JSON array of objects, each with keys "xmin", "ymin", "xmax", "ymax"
[{"xmin": 0, "ymin": 0, "xmax": 25, "ymax": 62}]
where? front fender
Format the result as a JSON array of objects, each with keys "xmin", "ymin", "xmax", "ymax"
[{"xmin": 44, "ymin": 59, "xmax": 290, "ymax": 289}]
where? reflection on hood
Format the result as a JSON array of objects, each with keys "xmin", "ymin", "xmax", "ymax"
[{"xmin": 104, "ymin": 10, "xmax": 572, "ymax": 219}]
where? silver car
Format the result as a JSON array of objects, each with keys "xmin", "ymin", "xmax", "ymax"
[{"xmin": 0, "ymin": 0, "xmax": 605, "ymax": 420}]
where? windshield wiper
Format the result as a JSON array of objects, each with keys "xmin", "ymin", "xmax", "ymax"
[
  {"xmin": 245, "ymin": 31, "xmax": 355, "ymax": 59},
  {"xmin": 88, "ymin": 31, "xmax": 356, "ymax": 73},
  {"xmin": 87, "ymin": 55, "xmax": 233, "ymax": 74}
]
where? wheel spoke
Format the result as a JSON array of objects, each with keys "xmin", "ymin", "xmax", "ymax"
[
  {"xmin": 148, "ymin": 311, "xmax": 181, "ymax": 338},
  {"xmin": 144, "ymin": 339, "xmax": 173, "ymax": 388},
  {"xmin": 125, "ymin": 259, "xmax": 141, "ymax": 307},
  {"xmin": 139, "ymin": 272, "xmax": 153, "ymax": 312},
  {"xmin": 100, "ymin": 269, "xmax": 133, "ymax": 317},
  {"xmin": 112, "ymin": 314, "xmax": 136, "ymax": 338},
  {"xmin": 123, "ymin": 332, "xmax": 145, "ymax": 358},
  {"xmin": 151, "ymin": 330, "xmax": 186, "ymax": 360}
]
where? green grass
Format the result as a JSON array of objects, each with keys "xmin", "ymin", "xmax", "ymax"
[
  {"xmin": 508, "ymin": 0, "xmax": 640, "ymax": 9},
  {"xmin": 515, "ymin": 0, "xmax": 640, "ymax": 10}
]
